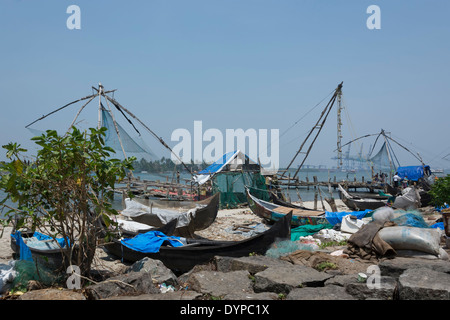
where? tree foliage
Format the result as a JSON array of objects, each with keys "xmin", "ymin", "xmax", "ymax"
[
  {"xmin": 429, "ymin": 174, "xmax": 450, "ymax": 208},
  {"xmin": 0, "ymin": 127, "xmax": 135, "ymax": 279}
]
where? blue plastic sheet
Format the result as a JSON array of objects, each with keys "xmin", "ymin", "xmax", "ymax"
[
  {"xmin": 391, "ymin": 213, "xmax": 430, "ymax": 228},
  {"xmin": 33, "ymin": 232, "xmax": 70, "ymax": 248},
  {"xmin": 325, "ymin": 209, "xmax": 372, "ymax": 225},
  {"xmin": 436, "ymin": 204, "xmax": 449, "ymax": 212},
  {"xmin": 121, "ymin": 231, "xmax": 185, "ymax": 253},
  {"xmin": 431, "ymin": 222, "xmax": 444, "ymax": 230},
  {"xmin": 396, "ymin": 165, "xmax": 431, "ymax": 182},
  {"xmin": 10, "ymin": 231, "xmax": 33, "ymax": 261}
]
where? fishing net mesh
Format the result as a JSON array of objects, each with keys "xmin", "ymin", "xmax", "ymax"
[
  {"xmin": 12, "ymin": 260, "xmax": 63, "ymax": 290},
  {"xmin": 369, "ymin": 142, "xmax": 393, "ymax": 171},
  {"xmin": 102, "ymin": 109, "xmax": 157, "ymax": 161},
  {"xmin": 212, "ymin": 172, "xmax": 270, "ymax": 209}
]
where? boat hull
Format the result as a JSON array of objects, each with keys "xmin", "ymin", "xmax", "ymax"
[
  {"xmin": 338, "ymin": 185, "xmax": 387, "ymax": 211},
  {"xmin": 104, "ymin": 212, "xmax": 292, "ymax": 274},
  {"xmin": 246, "ymin": 189, "xmax": 327, "ymax": 227},
  {"xmin": 123, "ymin": 193, "xmax": 220, "ymax": 237}
]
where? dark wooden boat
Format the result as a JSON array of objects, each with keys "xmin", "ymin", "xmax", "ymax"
[
  {"xmin": 115, "ymin": 217, "xmax": 179, "ymax": 238},
  {"xmin": 338, "ymin": 185, "xmax": 387, "ymax": 211},
  {"xmin": 10, "ymin": 220, "xmax": 178, "ymax": 271},
  {"xmin": 121, "ymin": 193, "xmax": 220, "ymax": 237},
  {"xmin": 270, "ymin": 192, "xmax": 316, "ymax": 210},
  {"xmin": 246, "ymin": 188, "xmax": 327, "ymax": 227},
  {"xmin": 103, "ymin": 212, "xmax": 292, "ymax": 275}
]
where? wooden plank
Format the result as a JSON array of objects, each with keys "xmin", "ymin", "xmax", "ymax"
[{"xmin": 273, "ymin": 206, "xmax": 324, "ymax": 217}]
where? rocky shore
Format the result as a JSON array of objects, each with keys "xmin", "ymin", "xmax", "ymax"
[{"xmin": 1, "ymin": 200, "xmax": 449, "ymax": 301}]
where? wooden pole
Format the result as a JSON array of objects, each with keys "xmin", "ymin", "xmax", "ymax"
[
  {"xmin": 66, "ymin": 94, "xmax": 97, "ymax": 135},
  {"xmin": 314, "ymin": 190, "xmax": 318, "ymax": 210},
  {"xmin": 97, "ymin": 83, "xmax": 103, "ymax": 130}
]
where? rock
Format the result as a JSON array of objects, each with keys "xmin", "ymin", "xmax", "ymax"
[
  {"xmin": 214, "ymin": 255, "xmax": 292, "ymax": 273},
  {"xmin": 104, "ymin": 290, "xmax": 202, "ymax": 300},
  {"xmin": 398, "ymin": 267, "xmax": 450, "ymax": 300},
  {"xmin": 379, "ymin": 257, "xmax": 450, "ymax": 278},
  {"xmin": 19, "ymin": 288, "xmax": 86, "ymax": 300},
  {"xmin": 253, "ymin": 265, "xmax": 333, "ymax": 295},
  {"xmin": 281, "ymin": 249, "xmax": 371, "ymax": 275},
  {"xmin": 222, "ymin": 292, "xmax": 279, "ymax": 300},
  {"xmin": 344, "ymin": 276, "xmax": 397, "ymax": 300},
  {"xmin": 287, "ymin": 285, "xmax": 356, "ymax": 300},
  {"xmin": 85, "ymin": 271, "xmax": 160, "ymax": 300},
  {"xmin": 126, "ymin": 257, "xmax": 178, "ymax": 287},
  {"xmin": 186, "ymin": 270, "xmax": 254, "ymax": 299},
  {"xmin": 93, "ymin": 247, "xmax": 131, "ymax": 275},
  {"xmin": 324, "ymin": 274, "xmax": 359, "ymax": 287}
]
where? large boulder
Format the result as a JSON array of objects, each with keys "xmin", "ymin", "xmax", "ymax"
[
  {"xmin": 398, "ymin": 267, "xmax": 450, "ymax": 300},
  {"xmin": 287, "ymin": 285, "xmax": 356, "ymax": 300},
  {"xmin": 253, "ymin": 265, "xmax": 333, "ymax": 295},
  {"xmin": 186, "ymin": 270, "xmax": 254, "ymax": 299},
  {"xmin": 18, "ymin": 288, "xmax": 86, "ymax": 300},
  {"xmin": 85, "ymin": 271, "xmax": 160, "ymax": 300},
  {"xmin": 126, "ymin": 257, "xmax": 178, "ymax": 287}
]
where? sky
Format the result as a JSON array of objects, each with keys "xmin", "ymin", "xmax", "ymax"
[{"xmin": 1, "ymin": 0, "xmax": 449, "ymax": 171}]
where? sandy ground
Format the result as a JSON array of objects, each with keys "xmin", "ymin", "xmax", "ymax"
[
  {"xmin": 195, "ymin": 199, "xmax": 349, "ymax": 241},
  {"xmin": 0, "ymin": 226, "xmax": 14, "ymax": 265}
]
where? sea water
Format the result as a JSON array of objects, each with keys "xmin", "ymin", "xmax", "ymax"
[{"xmin": 132, "ymin": 168, "xmax": 379, "ymax": 203}]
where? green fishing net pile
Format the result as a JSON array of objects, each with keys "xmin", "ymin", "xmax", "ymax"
[{"xmin": 12, "ymin": 260, "xmax": 63, "ymax": 290}]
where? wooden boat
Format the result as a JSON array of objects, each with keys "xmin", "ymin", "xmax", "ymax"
[
  {"xmin": 10, "ymin": 230, "xmax": 70, "ymax": 270},
  {"xmin": 115, "ymin": 217, "xmax": 178, "ymax": 238},
  {"xmin": 338, "ymin": 185, "xmax": 387, "ymax": 211},
  {"xmin": 10, "ymin": 220, "xmax": 178, "ymax": 271},
  {"xmin": 246, "ymin": 188, "xmax": 327, "ymax": 227},
  {"xmin": 120, "ymin": 193, "xmax": 220, "ymax": 237},
  {"xmin": 345, "ymin": 191, "xmax": 390, "ymax": 200},
  {"xmin": 103, "ymin": 212, "xmax": 292, "ymax": 275},
  {"xmin": 270, "ymin": 192, "xmax": 316, "ymax": 210}
]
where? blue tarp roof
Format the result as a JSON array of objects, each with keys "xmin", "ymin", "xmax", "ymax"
[
  {"xmin": 396, "ymin": 165, "xmax": 431, "ymax": 181},
  {"xmin": 198, "ymin": 151, "xmax": 237, "ymax": 175},
  {"xmin": 198, "ymin": 150, "xmax": 246, "ymax": 175}
]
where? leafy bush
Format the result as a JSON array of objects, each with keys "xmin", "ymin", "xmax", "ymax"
[
  {"xmin": 0, "ymin": 127, "xmax": 134, "ymax": 279},
  {"xmin": 429, "ymin": 175, "xmax": 450, "ymax": 208}
]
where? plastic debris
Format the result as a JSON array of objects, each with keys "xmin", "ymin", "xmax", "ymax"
[
  {"xmin": 159, "ymin": 283, "xmax": 175, "ymax": 293},
  {"xmin": 265, "ymin": 240, "xmax": 319, "ymax": 259},
  {"xmin": 0, "ymin": 261, "xmax": 17, "ymax": 294}
]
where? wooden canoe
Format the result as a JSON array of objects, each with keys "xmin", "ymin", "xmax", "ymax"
[
  {"xmin": 103, "ymin": 212, "xmax": 292, "ymax": 275},
  {"xmin": 338, "ymin": 184, "xmax": 387, "ymax": 211},
  {"xmin": 246, "ymin": 188, "xmax": 327, "ymax": 227},
  {"xmin": 121, "ymin": 193, "xmax": 220, "ymax": 237}
]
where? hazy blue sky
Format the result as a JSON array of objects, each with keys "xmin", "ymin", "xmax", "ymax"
[{"xmin": 1, "ymin": 0, "xmax": 449, "ymax": 170}]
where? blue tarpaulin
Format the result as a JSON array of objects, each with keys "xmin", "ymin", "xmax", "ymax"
[
  {"xmin": 396, "ymin": 165, "xmax": 431, "ymax": 181},
  {"xmin": 11, "ymin": 231, "xmax": 70, "ymax": 261},
  {"xmin": 121, "ymin": 231, "xmax": 185, "ymax": 253},
  {"xmin": 10, "ymin": 231, "xmax": 33, "ymax": 261},
  {"xmin": 325, "ymin": 209, "xmax": 373, "ymax": 225},
  {"xmin": 198, "ymin": 151, "xmax": 237, "ymax": 175},
  {"xmin": 431, "ymin": 222, "xmax": 444, "ymax": 230},
  {"xmin": 33, "ymin": 232, "xmax": 70, "ymax": 248}
]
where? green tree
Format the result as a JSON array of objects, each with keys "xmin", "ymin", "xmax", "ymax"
[
  {"xmin": 0, "ymin": 127, "xmax": 134, "ymax": 280},
  {"xmin": 429, "ymin": 175, "xmax": 450, "ymax": 208}
]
